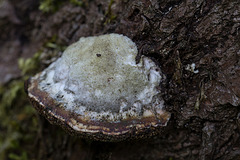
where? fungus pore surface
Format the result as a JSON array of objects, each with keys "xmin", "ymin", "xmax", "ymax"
[{"xmin": 27, "ymin": 34, "xmax": 170, "ymax": 140}]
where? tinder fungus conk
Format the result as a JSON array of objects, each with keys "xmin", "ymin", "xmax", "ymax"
[{"xmin": 25, "ymin": 33, "xmax": 171, "ymax": 141}]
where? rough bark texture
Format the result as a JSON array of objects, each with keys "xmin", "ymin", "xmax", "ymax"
[{"xmin": 0, "ymin": 0, "xmax": 240, "ymax": 159}]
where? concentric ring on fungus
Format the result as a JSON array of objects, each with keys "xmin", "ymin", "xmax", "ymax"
[{"xmin": 25, "ymin": 33, "xmax": 171, "ymax": 141}]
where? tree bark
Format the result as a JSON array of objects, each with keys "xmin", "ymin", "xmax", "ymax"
[{"xmin": 0, "ymin": 0, "xmax": 240, "ymax": 159}]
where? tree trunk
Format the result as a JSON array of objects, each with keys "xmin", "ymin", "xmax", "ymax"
[{"xmin": 0, "ymin": 0, "xmax": 240, "ymax": 159}]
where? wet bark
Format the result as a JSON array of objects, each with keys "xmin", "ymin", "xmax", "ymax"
[{"xmin": 0, "ymin": 0, "xmax": 240, "ymax": 159}]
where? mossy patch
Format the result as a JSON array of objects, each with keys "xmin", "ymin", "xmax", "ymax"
[
  {"xmin": 70, "ymin": 0, "xmax": 83, "ymax": 7},
  {"xmin": 39, "ymin": 0, "xmax": 65, "ymax": 13},
  {"xmin": 104, "ymin": 0, "xmax": 117, "ymax": 24},
  {"xmin": 18, "ymin": 52, "xmax": 41, "ymax": 76},
  {"xmin": 39, "ymin": 0, "xmax": 84, "ymax": 13},
  {"xmin": 0, "ymin": 78, "xmax": 38, "ymax": 160},
  {"xmin": 0, "ymin": 38, "xmax": 65, "ymax": 159}
]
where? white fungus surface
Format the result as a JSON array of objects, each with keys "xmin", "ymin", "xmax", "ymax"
[{"xmin": 37, "ymin": 34, "xmax": 165, "ymax": 122}]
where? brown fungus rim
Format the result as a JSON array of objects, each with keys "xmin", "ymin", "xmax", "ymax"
[{"xmin": 25, "ymin": 76, "xmax": 170, "ymax": 142}]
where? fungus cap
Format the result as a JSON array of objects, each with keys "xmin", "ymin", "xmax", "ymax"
[{"xmin": 25, "ymin": 33, "xmax": 171, "ymax": 141}]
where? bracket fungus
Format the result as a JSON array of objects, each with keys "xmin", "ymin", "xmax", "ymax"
[{"xmin": 25, "ymin": 33, "xmax": 171, "ymax": 141}]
